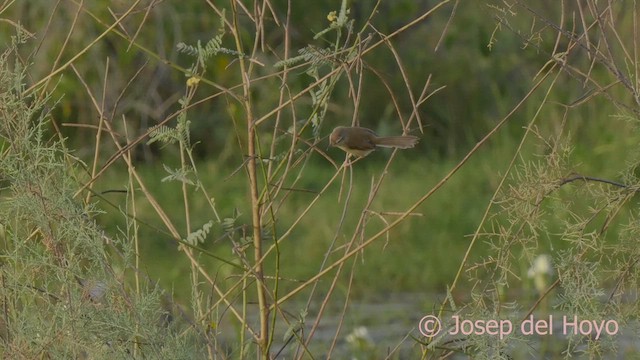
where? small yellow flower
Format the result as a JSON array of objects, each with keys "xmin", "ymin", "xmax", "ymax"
[
  {"xmin": 327, "ymin": 11, "xmax": 337, "ymax": 22},
  {"xmin": 186, "ymin": 76, "xmax": 200, "ymax": 87}
]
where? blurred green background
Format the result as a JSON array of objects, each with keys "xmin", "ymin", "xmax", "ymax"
[{"xmin": 2, "ymin": 0, "xmax": 638, "ymax": 302}]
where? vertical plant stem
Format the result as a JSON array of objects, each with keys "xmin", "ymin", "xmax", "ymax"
[
  {"xmin": 123, "ymin": 117, "xmax": 140, "ymax": 358},
  {"xmin": 230, "ymin": 1, "xmax": 269, "ymax": 356}
]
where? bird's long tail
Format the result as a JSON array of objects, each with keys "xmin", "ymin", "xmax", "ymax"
[{"xmin": 374, "ymin": 136, "xmax": 419, "ymax": 149}]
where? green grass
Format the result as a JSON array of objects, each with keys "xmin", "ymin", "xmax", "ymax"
[
  {"xmin": 89, "ymin": 105, "xmax": 640, "ymax": 308},
  {"xmin": 81, "ymin": 124, "xmax": 585, "ymax": 296}
]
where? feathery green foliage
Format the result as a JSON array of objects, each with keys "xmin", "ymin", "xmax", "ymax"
[{"xmin": 0, "ymin": 35, "xmax": 207, "ymax": 359}]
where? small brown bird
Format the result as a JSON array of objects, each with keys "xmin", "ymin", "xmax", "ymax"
[{"xmin": 329, "ymin": 126, "xmax": 420, "ymax": 157}]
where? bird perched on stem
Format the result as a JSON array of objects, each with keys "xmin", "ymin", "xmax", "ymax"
[{"xmin": 329, "ymin": 126, "xmax": 419, "ymax": 158}]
